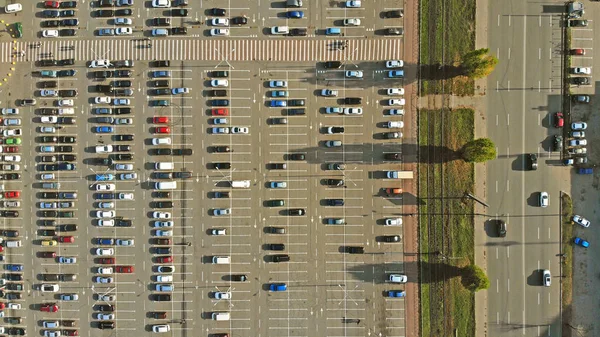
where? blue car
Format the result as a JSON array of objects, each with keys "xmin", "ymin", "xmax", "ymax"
[
  {"xmin": 388, "ymin": 70, "xmax": 404, "ymax": 78},
  {"xmin": 6, "ymin": 264, "xmax": 23, "ymax": 272},
  {"xmin": 387, "ymin": 290, "xmax": 405, "ymax": 297},
  {"xmin": 96, "ymin": 174, "xmax": 115, "ymax": 181},
  {"xmin": 151, "ymin": 71, "xmax": 171, "ymax": 78},
  {"xmin": 95, "ymin": 126, "xmax": 114, "ymax": 133},
  {"xmin": 286, "ymin": 11, "xmax": 304, "ymax": 18},
  {"xmin": 574, "ymin": 237, "xmax": 589, "ymax": 248},
  {"xmin": 269, "ymin": 283, "xmax": 287, "ymax": 292},
  {"xmin": 270, "ymin": 100, "xmax": 287, "ymax": 107},
  {"xmin": 98, "ymin": 238, "xmax": 114, "ymax": 245}
]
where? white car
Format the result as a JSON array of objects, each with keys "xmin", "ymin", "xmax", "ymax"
[
  {"xmin": 571, "ymin": 122, "xmax": 587, "ymax": 130},
  {"xmin": 269, "ymin": 80, "xmax": 288, "ymax": 88},
  {"xmin": 389, "ymin": 274, "xmax": 407, "ymax": 283},
  {"xmin": 573, "ymin": 67, "xmax": 591, "ymax": 75},
  {"xmin": 98, "ymin": 202, "xmax": 114, "ymax": 209},
  {"xmin": 100, "ymin": 295, "xmax": 116, "ymax": 301},
  {"xmin": 156, "ymin": 275, "xmax": 173, "ymax": 282},
  {"xmin": 94, "ymin": 276, "xmax": 113, "ymax": 283},
  {"xmin": 41, "ymin": 173, "xmax": 55, "ymax": 180},
  {"xmin": 388, "ymin": 109, "xmax": 405, "ymax": 116},
  {"xmin": 573, "ymin": 214, "xmax": 590, "ymax": 228},
  {"xmin": 95, "ymin": 248, "xmax": 115, "ymax": 256},
  {"xmin": 571, "ymin": 131, "xmax": 585, "ymax": 138},
  {"xmin": 42, "ymin": 29, "xmax": 59, "ymax": 38},
  {"xmin": 152, "ymin": 138, "xmax": 171, "ymax": 145},
  {"xmin": 387, "ymin": 88, "xmax": 404, "ymax": 96},
  {"xmin": 96, "ymin": 210, "xmax": 116, "ymax": 219},
  {"xmin": 115, "ymin": 163, "xmax": 133, "ymax": 171},
  {"xmin": 154, "ymin": 221, "xmax": 174, "ymax": 228},
  {"xmin": 210, "ymin": 80, "xmax": 228, "ymax": 87},
  {"xmin": 215, "ymin": 291, "xmax": 231, "ymax": 300},
  {"xmin": 97, "ymin": 267, "xmax": 113, "ymax": 274},
  {"xmin": 172, "ymin": 87, "xmax": 190, "ymax": 95},
  {"xmin": 56, "ymin": 100, "xmax": 73, "ymax": 108},
  {"xmin": 155, "ymin": 230, "xmax": 173, "ymax": 237},
  {"xmin": 89, "ymin": 59, "xmax": 111, "ymax": 68},
  {"xmin": 41, "ymin": 284, "xmax": 60, "ymax": 292},
  {"xmin": 385, "ymin": 218, "xmax": 402, "ymax": 226},
  {"xmin": 152, "ymin": 325, "xmax": 171, "ymax": 333},
  {"xmin": 41, "ymin": 116, "xmax": 58, "ymax": 124},
  {"xmin": 343, "ymin": 18, "xmax": 361, "ymax": 26},
  {"xmin": 320, "ymin": 89, "xmax": 338, "ymax": 97},
  {"xmin": 98, "ymin": 219, "xmax": 115, "ymax": 227},
  {"xmin": 58, "ymin": 256, "xmax": 76, "ymax": 264},
  {"xmin": 152, "ymin": 212, "xmax": 172, "ymax": 219},
  {"xmin": 1, "ymin": 108, "xmax": 18, "ymax": 115},
  {"xmin": 39, "ymin": 126, "xmax": 56, "ymax": 133},
  {"xmin": 386, "ymin": 60, "xmax": 404, "ymax": 68},
  {"xmin": 211, "ymin": 228, "xmax": 226, "ymax": 235},
  {"xmin": 96, "ymin": 145, "xmax": 113, "ymax": 153},
  {"xmin": 2, "ymin": 155, "xmax": 21, "ymax": 162},
  {"xmin": 211, "ymin": 18, "xmax": 229, "ymax": 26},
  {"xmin": 210, "ymin": 28, "xmax": 230, "ymax": 36},
  {"xmin": 118, "ymin": 193, "xmax": 134, "ymax": 200},
  {"xmin": 115, "ymin": 17, "xmax": 132, "ymax": 25},
  {"xmin": 44, "ymin": 331, "xmax": 60, "ymax": 337},
  {"xmin": 7, "ymin": 303, "xmax": 20, "ymax": 310},
  {"xmin": 346, "ymin": 0, "xmax": 361, "ymax": 7},
  {"xmin": 539, "ymin": 192, "xmax": 549, "ymax": 208},
  {"xmin": 387, "ymin": 99, "xmax": 405, "ymax": 106},
  {"xmin": 345, "ymin": 70, "xmax": 363, "ymax": 78},
  {"xmin": 231, "ymin": 127, "xmax": 249, "ymax": 134},
  {"xmin": 96, "ymin": 184, "xmax": 116, "ymax": 191},
  {"xmin": 95, "ymin": 97, "xmax": 112, "ymax": 104},
  {"xmin": 116, "ymin": 27, "xmax": 133, "ymax": 35},
  {"xmin": 115, "ymin": 118, "xmax": 133, "ymax": 125},
  {"xmin": 3, "ymin": 130, "xmax": 21, "ymax": 137},
  {"xmin": 41, "ymin": 89, "xmax": 58, "ymax": 97},
  {"xmin": 116, "ymin": 239, "xmax": 134, "ymax": 246},
  {"xmin": 271, "ymin": 26, "xmax": 289, "ymax": 35},
  {"xmin": 569, "ymin": 139, "xmax": 587, "ymax": 147},
  {"xmin": 152, "ymin": 0, "xmax": 170, "ymax": 7},
  {"xmin": 543, "ymin": 269, "xmax": 551, "ymax": 287},
  {"xmin": 113, "ymin": 98, "xmax": 130, "ymax": 106},
  {"xmin": 97, "ymin": 313, "xmax": 115, "ymax": 320},
  {"xmin": 343, "ymin": 108, "xmax": 363, "ymax": 115}
]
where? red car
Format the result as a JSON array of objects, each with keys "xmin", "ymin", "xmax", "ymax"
[
  {"xmin": 63, "ymin": 330, "xmax": 78, "ymax": 336},
  {"xmin": 571, "ymin": 48, "xmax": 585, "ymax": 56},
  {"xmin": 4, "ymin": 191, "xmax": 19, "ymax": 199},
  {"xmin": 153, "ymin": 116, "xmax": 169, "ymax": 124},
  {"xmin": 0, "ymin": 303, "xmax": 6, "ymax": 310},
  {"xmin": 554, "ymin": 112, "xmax": 564, "ymax": 128},
  {"xmin": 40, "ymin": 303, "xmax": 59, "ymax": 312},
  {"xmin": 154, "ymin": 127, "xmax": 170, "ymax": 134},
  {"xmin": 39, "ymin": 251, "xmax": 56, "ymax": 258},
  {"xmin": 116, "ymin": 265, "xmax": 134, "ymax": 273},
  {"xmin": 44, "ymin": 1, "xmax": 60, "ymax": 7},
  {"xmin": 2, "ymin": 147, "xmax": 18, "ymax": 153},
  {"xmin": 98, "ymin": 258, "xmax": 115, "ymax": 264},
  {"xmin": 58, "ymin": 236, "xmax": 74, "ymax": 243},
  {"xmin": 212, "ymin": 108, "xmax": 229, "ymax": 116},
  {"xmin": 156, "ymin": 256, "xmax": 173, "ymax": 263}
]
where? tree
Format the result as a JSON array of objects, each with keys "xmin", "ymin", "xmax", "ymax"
[
  {"xmin": 461, "ymin": 138, "xmax": 496, "ymax": 163},
  {"xmin": 462, "ymin": 264, "xmax": 490, "ymax": 292},
  {"xmin": 460, "ymin": 48, "xmax": 498, "ymax": 79}
]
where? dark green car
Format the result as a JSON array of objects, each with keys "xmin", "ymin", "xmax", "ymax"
[{"xmin": 266, "ymin": 200, "xmax": 285, "ymax": 207}]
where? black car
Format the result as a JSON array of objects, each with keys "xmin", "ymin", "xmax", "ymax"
[
  {"xmin": 113, "ymin": 70, "xmax": 131, "ymax": 78},
  {"xmin": 384, "ymin": 153, "xmax": 400, "ymax": 160},
  {"xmin": 151, "ymin": 60, "xmax": 170, "ymax": 67},
  {"xmin": 61, "ymin": 19, "xmax": 78, "ymax": 26},
  {"xmin": 112, "ymin": 80, "xmax": 132, "ymax": 87},
  {"xmin": 1, "ymin": 230, "xmax": 18, "ymax": 237},
  {"xmin": 60, "ymin": 10, "xmax": 76, "ymax": 17},
  {"xmin": 56, "ymin": 154, "xmax": 75, "ymax": 161},
  {"xmin": 288, "ymin": 209, "xmax": 305, "ymax": 216},
  {"xmin": 346, "ymin": 246, "xmax": 364, "ymax": 254},
  {"xmin": 58, "ymin": 136, "xmax": 76, "ymax": 143},
  {"xmin": 288, "ymin": 153, "xmax": 305, "ymax": 160},
  {"xmin": 231, "ymin": 274, "xmax": 247, "ymax": 282},
  {"xmin": 57, "ymin": 117, "xmax": 75, "ymax": 125},
  {"xmin": 56, "ymin": 146, "xmax": 73, "ymax": 153},
  {"xmin": 40, "ymin": 210, "xmax": 57, "ymax": 217},
  {"xmin": 528, "ymin": 154, "xmax": 538, "ymax": 170},
  {"xmin": 385, "ymin": 27, "xmax": 403, "ymax": 35},
  {"xmin": 173, "ymin": 172, "xmax": 192, "ymax": 179},
  {"xmin": 95, "ymin": 9, "xmax": 114, "ymax": 17},
  {"xmin": 43, "ymin": 20, "xmax": 61, "ymax": 27},
  {"xmin": 0, "ymin": 211, "xmax": 18, "ymax": 218},
  {"xmin": 231, "ymin": 16, "xmax": 248, "ymax": 25},
  {"xmin": 210, "ymin": 8, "xmax": 226, "ymax": 16},
  {"xmin": 323, "ymin": 61, "xmax": 342, "ymax": 69},
  {"xmin": 267, "ymin": 243, "xmax": 285, "ymax": 251},
  {"xmin": 171, "ymin": 27, "xmax": 187, "ymax": 35},
  {"xmin": 40, "ymin": 192, "xmax": 59, "ymax": 199},
  {"xmin": 95, "ymin": 193, "xmax": 115, "ymax": 199},
  {"xmin": 152, "ymin": 294, "xmax": 171, "ymax": 301},
  {"xmin": 210, "ymin": 99, "xmax": 229, "ymax": 107},
  {"xmin": 96, "ymin": 304, "xmax": 115, "ymax": 312},
  {"xmin": 343, "ymin": 97, "xmax": 362, "ymax": 104},
  {"xmin": 39, "ymin": 59, "xmax": 58, "ymax": 67},
  {"xmin": 113, "ymin": 108, "xmax": 131, "ymax": 115},
  {"xmin": 115, "ymin": 134, "xmax": 134, "ymax": 141},
  {"xmin": 57, "ymin": 69, "xmax": 76, "ymax": 77},
  {"xmin": 209, "ymin": 89, "xmax": 227, "ymax": 97},
  {"xmin": 211, "ymin": 70, "xmax": 228, "ymax": 78},
  {"xmin": 212, "ymin": 191, "xmax": 229, "ymax": 198},
  {"xmin": 151, "ymin": 238, "xmax": 171, "ymax": 245},
  {"xmin": 39, "ymin": 136, "xmax": 58, "ymax": 143},
  {"xmin": 327, "ymin": 199, "xmax": 344, "ymax": 206},
  {"xmin": 153, "ymin": 247, "xmax": 171, "ymax": 254},
  {"xmin": 6, "ymin": 283, "xmax": 23, "ymax": 291},
  {"xmin": 7, "ymin": 327, "xmax": 25, "ymax": 336},
  {"xmin": 173, "ymin": 148, "xmax": 193, "ymax": 155},
  {"xmin": 98, "ymin": 0, "xmax": 115, "ymax": 6},
  {"xmin": 288, "ymin": 99, "xmax": 305, "ymax": 107},
  {"xmin": 114, "ymin": 145, "xmax": 130, "ymax": 152},
  {"xmin": 271, "ymin": 254, "xmax": 290, "ymax": 262},
  {"xmin": 213, "ymin": 162, "xmax": 231, "ymax": 170},
  {"xmin": 98, "ymin": 322, "xmax": 115, "ymax": 330},
  {"xmin": 59, "ymin": 59, "xmax": 74, "ymax": 66},
  {"xmin": 40, "ymin": 156, "xmax": 56, "ymax": 163},
  {"xmin": 151, "ymin": 88, "xmax": 170, "ymax": 96},
  {"xmin": 95, "ymin": 85, "xmax": 112, "ymax": 93},
  {"xmin": 172, "ymin": 0, "xmax": 187, "ymax": 5},
  {"xmin": 569, "ymin": 19, "xmax": 588, "ymax": 27},
  {"xmin": 286, "ymin": 108, "xmax": 305, "ymax": 115},
  {"xmin": 212, "ymin": 146, "xmax": 230, "ymax": 153},
  {"xmin": 1, "ymin": 173, "xmax": 20, "ymax": 180},
  {"xmin": 39, "ymin": 229, "xmax": 56, "ymax": 236},
  {"xmin": 39, "ymin": 81, "xmax": 58, "ymax": 88},
  {"xmin": 43, "ymin": 10, "xmax": 60, "ymax": 17},
  {"xmin": 59, "ymin": 224, "xmax": 78, "ymax": 232},
  {"xmin": 58, "ymin": 89, "xmax": 77, "ymax": 97},
  {"xmin": 40, "ymin": 220, "xmax": 57, "ymax": 226},
  {"xmin": 115, "ymin": 8, "xmax": 132, "ymax": 15},
  {"xmin": 59, "ymin": 29, "xmax": 76, "ymax": 37},
  {"xmin": 384, "ymin": 9, "xmax": 403, "ymax": 18},
  {"xmin": 572, "ymin": 77, "xmax": 590, "ymax": 85},
  {"xmin": 115, "ymin": 218, "xmax": 132, "ymax": 227},
  {"xmin": 152, "ymin": 201, "xmax": 173, "ymax": 208},
  {"xmin": 288, "ymin": 28, "xmax": 307, "ymax": 36},
  {"xmin": 152, "ymin": 148, "xmax": 171, "ymax": 156},
  {"xmin": 382, "ymin": 235, "xmax": 401, "ymax": 243},
  {"xmin": 151, "ymin": 80, "xmax": 170, "ymax": 87},
  {"xmin": 60, "ymin": 1, "xmax": 77, "ymax": 8},
  {"xmin": 170, "ymin": 8, "xmax": 187, "ymax": 16},
  {"xmin": 269, "ymin": 163, "xmax": 286, "ymax": 170},
  {"xmin": 112, "ymin": 154, "xmax": 132, "ymax": 161},
  {"xmin": 151, "ymin": 17, "xmax": 170, "ymax": 26},
  {"xmin": 325, "ymin": 179, "xmax": 344, "ymax": 187},
  {"xmin": 5, "ymin": 274, "xmax": 22, "ymax": 281},
  {"xmin": 153, "ymin": 172, "xmax": 172, "ymax": 179},
  {"xmin": 154, "ymin": 192, "xmax": 171, "ymax": 198}
]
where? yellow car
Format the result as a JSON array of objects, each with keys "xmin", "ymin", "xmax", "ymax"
[{"xmin": 41, "ymin": 240, "xmax": 58, "ymax": 247}]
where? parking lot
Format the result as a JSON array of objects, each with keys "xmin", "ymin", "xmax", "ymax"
[{"xmin": 0, "ymin": 0, "xmax": 410, "ymax": 336}]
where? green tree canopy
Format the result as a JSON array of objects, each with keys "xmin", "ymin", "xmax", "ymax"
[
  {"xmin": 461, "ymin": 48, "xmax": 498, "ymax": 79},
  {"xmin": 462, "ymin": 264, "xmax": 490, "ymax": 292},
  {"xmin": 461, "ymin": 138, "xmax": 496, "ymax": 163}
]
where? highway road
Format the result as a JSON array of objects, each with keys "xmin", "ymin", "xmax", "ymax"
[{"xmin": 484, "ymin": 1, "xmax": 568, "ymax": 336}]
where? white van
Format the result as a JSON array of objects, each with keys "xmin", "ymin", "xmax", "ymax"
[
  {"xmin": 5, "ymin": 4, "xmax": 22, "ymax": 13},
  {"xmin": 154, "ymin": 181, "xmax": 177, "ymax": 190},
  {"xmin": 230, "ymin": 180, "xmax": 250, "ymax": 188},
  {"xmin": 212, "ymin": 256, "xmax": 230, "ymax": 264},
  {"xmin": 212, "ymin": 312, "xmax": 230, "ymax": 321},
  {"xmin": 154, "ymin": 162, "xmax": 174, "ymax": 170},
  {"xmin": 5, "ymin": 240, "xmax": 21, "ymax": 248}
]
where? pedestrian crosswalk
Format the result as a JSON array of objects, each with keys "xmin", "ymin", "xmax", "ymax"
[{"xmin": 0, "ymin": 38, "xmax": 402, "ymax": 63}]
